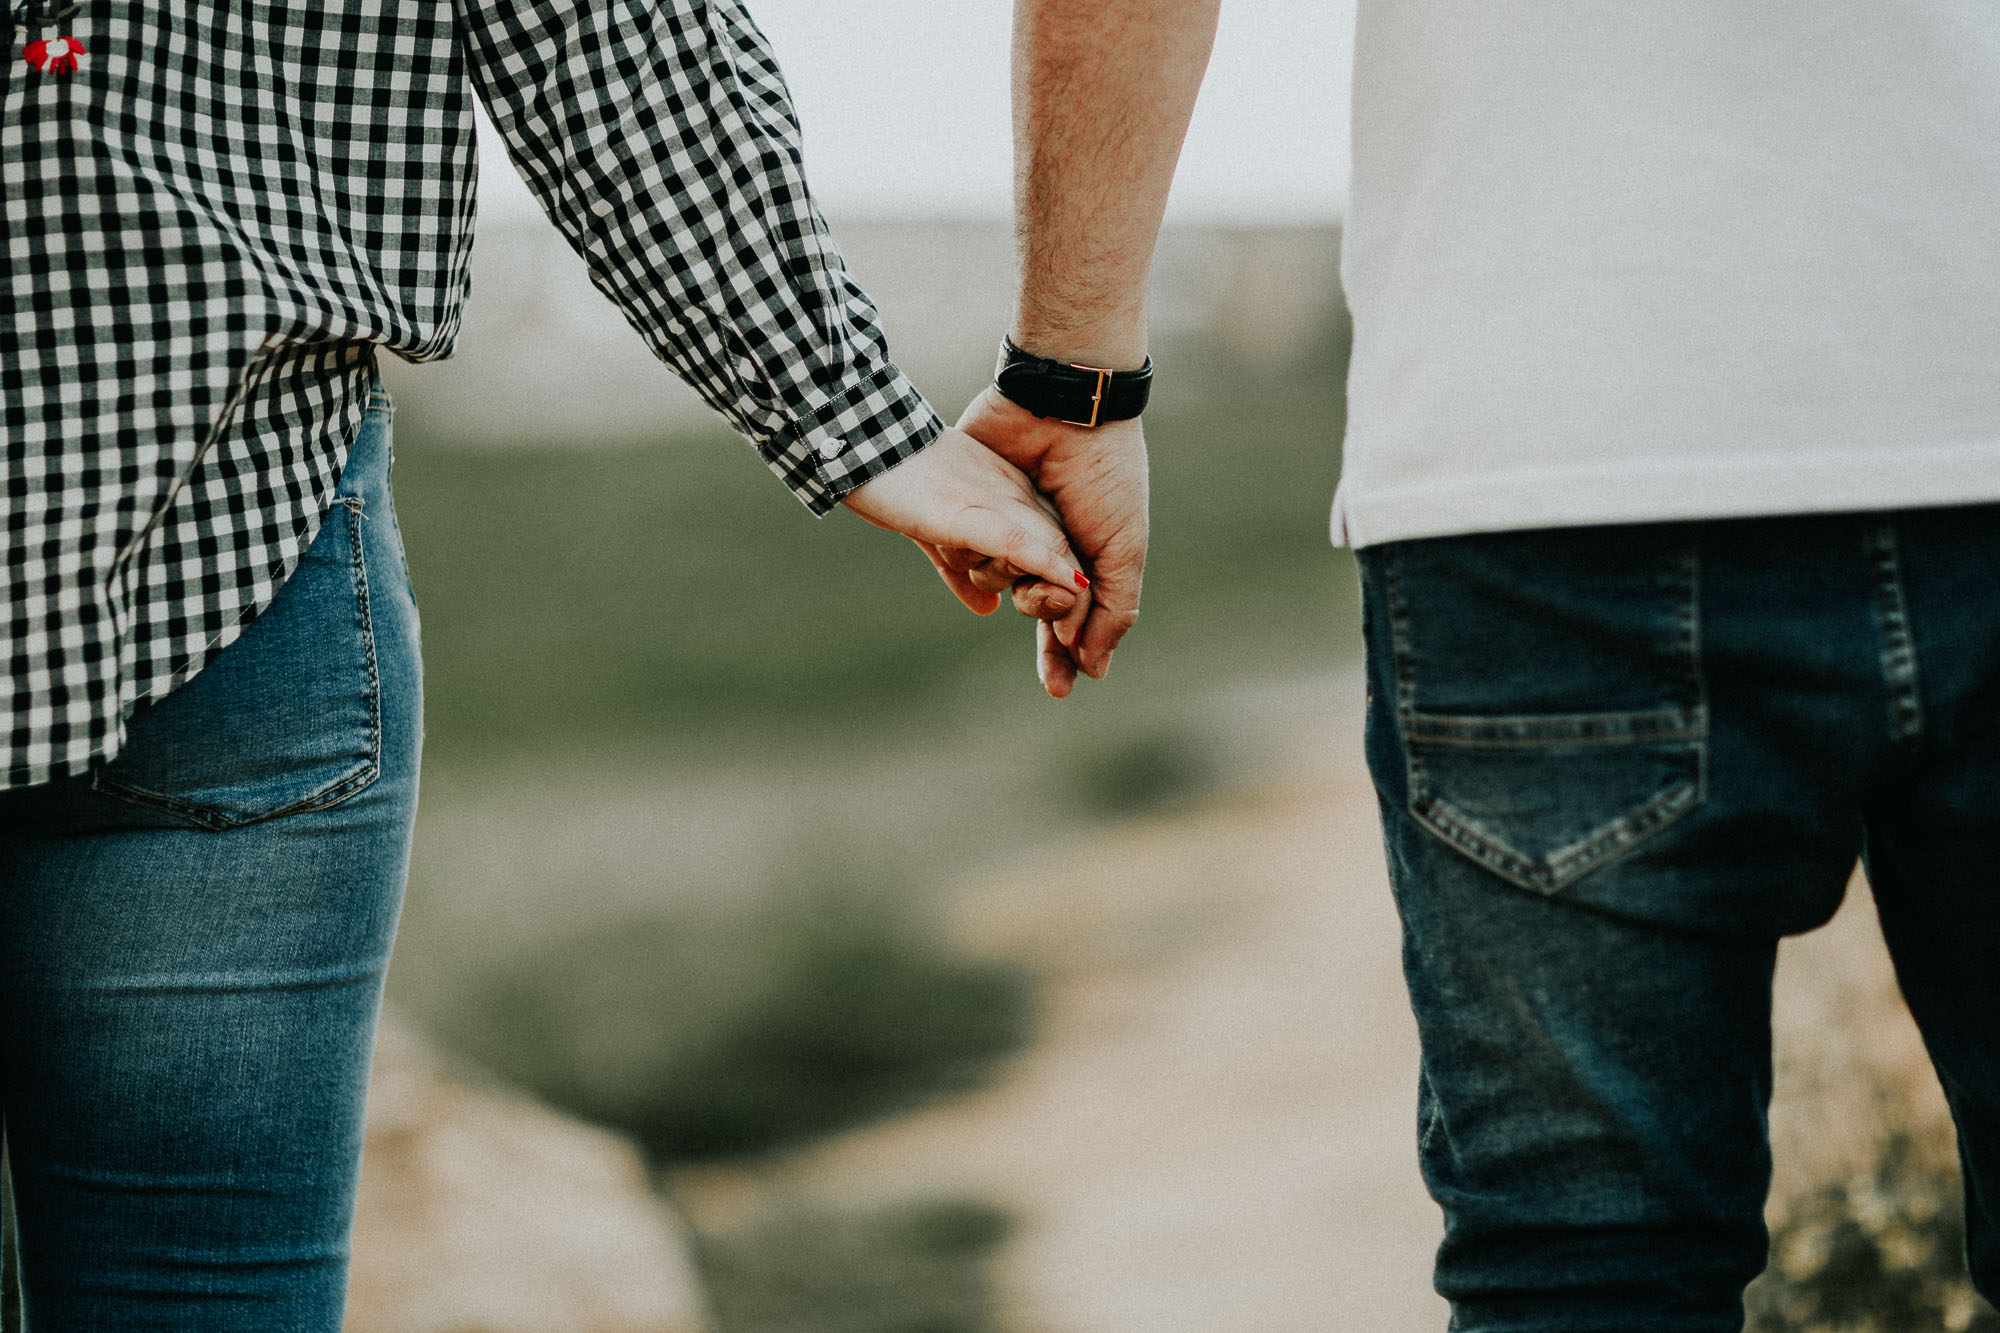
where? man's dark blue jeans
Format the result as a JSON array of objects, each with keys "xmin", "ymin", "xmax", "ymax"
[{"xmin": 1357, "ymin": 504, "xmax": 2000, "ymax": 1332}]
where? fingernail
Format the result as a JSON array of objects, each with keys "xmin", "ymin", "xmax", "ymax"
[{"xmin": 1073, "ymin": 571, "xmax": 1090, "ymax": 590}]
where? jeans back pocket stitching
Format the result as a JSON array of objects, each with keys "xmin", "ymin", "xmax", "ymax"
[
  {"xmin": 1409, "ymin": 763, "xmax": 1703, "ymax": 895},
  {"xmin": 1403, "ymin": 706, "xmax": 1707, "ymax": 747}
]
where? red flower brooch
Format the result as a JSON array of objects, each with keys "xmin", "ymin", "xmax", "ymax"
[
  {"xmin": 23, "ymin": 32, "xmax": 83, "ymax": 73},
  {"xmin": 12, "ymin": 1, "xmax": 82, "ymax": 75}
]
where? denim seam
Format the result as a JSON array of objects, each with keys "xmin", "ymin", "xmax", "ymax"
[
  {"xmin": 1867, "ymin": 522, "xmax": 1925, "ymax": 745},
  {"xmin": 91, "ymin": 502, "xmax": 382, "ymax": 830},
  {"xmin": 1403, "ymin": 707, "xmax": 1706, "ymax": 747},
  {"xmin": 344, "ymin": 495, "xmax": 385, "ymax": 797},
  {"xmin": 1415, "ymin": 1070, "xmax": 1442, "ymax": 1156},
  {"xmin": 1382, "ymin": 543, "xmax": 1419, "ymax": 732},
  {"xmin": 1682, "ymin": 540, "xmax": 1710, "ymax": 812}
]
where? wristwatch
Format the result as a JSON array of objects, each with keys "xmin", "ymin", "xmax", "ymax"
[{"xmin": 993, "ymin": 335, "xmax": 1153, "ymax": 428}]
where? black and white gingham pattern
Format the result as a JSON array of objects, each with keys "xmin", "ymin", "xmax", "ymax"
[{"xmin": 2, "ymin": 0, "xmax": 943, "ymax": 789}]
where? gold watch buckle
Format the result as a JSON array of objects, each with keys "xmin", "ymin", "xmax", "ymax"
[{"xmin": 1060, "ymin": 365, "xmax": 1113, "ymax": 428}]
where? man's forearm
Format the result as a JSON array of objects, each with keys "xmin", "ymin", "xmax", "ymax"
[{"xmin": 1011, "ymin": 0, "xmax": 1221, "ymax": 368}]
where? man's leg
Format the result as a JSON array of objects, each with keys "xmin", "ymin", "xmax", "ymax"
[
  {"xmin": 1867, "ymin": 815, "xmax": 2000, "ymax": 1302},
  {"xmin": 1857, "ymin": 503, "xmax": 2000, "ymax": 1302},
  {"xmin": 1359, "ymin": 517, "xmax": 1888, "ymax": 1331},
  {"xmin": 1389, "ymin": 836, "xmax": 1783, "ymax": 1330}
]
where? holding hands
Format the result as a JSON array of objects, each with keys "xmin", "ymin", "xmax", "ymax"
[
  {"xmin": 837, "ymin": 425, "xmax": 1091, "ymax": 646},
  {"xmin": 840, "ymin": 386, "xmax": 1148, "ymax": 702},
  {"xmin": 954, "ymin": 388, "xmax": 1148, "ymax": 698}
]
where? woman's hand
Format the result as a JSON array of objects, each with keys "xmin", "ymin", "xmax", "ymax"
[{"xmin": 840, "ymin": 429, "xmax": 1092, "ymax": 696}]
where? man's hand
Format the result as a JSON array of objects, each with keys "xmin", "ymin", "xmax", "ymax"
[
  {"xmin": 839, "ymin": 429, "xmax": 1092, "ymax": 693},
  {"xmin": 956, "ymin": 386, "xmax": 1148, "ymax": 697},
  {"xmin": 952, "ymin": 0, "xmax": 1211, "ymax": 695}
]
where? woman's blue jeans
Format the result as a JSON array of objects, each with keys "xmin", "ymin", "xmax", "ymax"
[
  {"xmin": 1359, "ymin": 504, "xmax": 2000, "ymax": 1331},
  {"xmin": 0, "ymin": 393, "xmax": 419, "ymax": 1329}
]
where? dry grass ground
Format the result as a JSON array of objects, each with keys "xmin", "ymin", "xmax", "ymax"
[{"xmin": 669, "ymin": 670, "xmax": 1969, "ymax": 1333}]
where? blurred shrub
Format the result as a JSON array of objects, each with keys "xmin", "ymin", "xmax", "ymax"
[
  {"xmin": 456, "ymin": 887, "xmax": 1034, "ymax": 1162},
  {"xmin": 1068, "ymin": 730, "xmax": 1217, "ymax": 817},
  {"xmin": 695, "ymin": 1197, "xmax": 1011, "ymax": 1333},
  {"xmin": 1747, "ymin": 1130, "xmax": 2000, "ymax": 1332}
]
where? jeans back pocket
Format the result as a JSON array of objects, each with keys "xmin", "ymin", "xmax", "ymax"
[
  {"xmin": 93, "ymin": 494, "xmax": 381, "ymax": 830},
  {"xmin": 1377, "ymin": 526, "xmax": 1708, "ymax": 896}
]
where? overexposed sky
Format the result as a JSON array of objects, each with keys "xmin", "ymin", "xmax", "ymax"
[{"xmin": 480, "ymin": 0, "xmax": 1354, "ymax": 224}]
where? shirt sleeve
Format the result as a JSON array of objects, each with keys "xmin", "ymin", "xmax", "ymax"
[{"xmin": 452, "ymin": 0, "xmax": 944, "ymax": 513}]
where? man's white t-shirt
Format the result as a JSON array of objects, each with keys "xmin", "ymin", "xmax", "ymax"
[{"xmin": 1332, "ymin": 1, "xmax": 2000, "ymax": 548}]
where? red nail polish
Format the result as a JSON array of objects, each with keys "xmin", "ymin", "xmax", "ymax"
[{"xmin": 1073, "ymin": 571, "xmax": 1090, "ymax": 589}]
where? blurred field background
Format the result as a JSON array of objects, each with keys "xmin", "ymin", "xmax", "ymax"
[
  {"xmin": 357, "ymin": 2, "xmax": 1385, "ymax": 1323},
  {"xmin": 372, "ymin": 212, "xmax": 1374, "ymax": 1332},
  {"xmin": 346, "ymin": 0, "xmax": 1996, "ymax": 1327}
]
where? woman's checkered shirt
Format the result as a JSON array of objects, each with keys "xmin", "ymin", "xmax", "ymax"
[{"xmin": 1, "ymin": 0, "xmax": 943, "ymax": 788}]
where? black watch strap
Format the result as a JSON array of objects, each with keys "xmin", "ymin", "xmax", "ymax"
[{"xmin": 993, "ymin": 336, "xmax": 1153, "ymax": 428}]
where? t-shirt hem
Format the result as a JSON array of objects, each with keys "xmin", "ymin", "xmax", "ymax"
[{"xmin": 1331, "ymin": 439, "xmax": 2000, "ymax": 548}]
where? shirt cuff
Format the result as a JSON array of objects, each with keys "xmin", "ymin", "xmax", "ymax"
[{"xmin": 764, "ymin": 363, "xmax": 947, "ymax": 515}]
